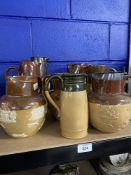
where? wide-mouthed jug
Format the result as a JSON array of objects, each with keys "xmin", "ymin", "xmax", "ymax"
[{"xmin": 88, "ymin": 72, "xmax": 131, "ymax": 133}]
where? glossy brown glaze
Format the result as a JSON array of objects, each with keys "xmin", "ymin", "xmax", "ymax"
[
  {"xmin": 67, "ymin": 64, "xmax": 116, "ymax": 93},
  {"xmin": 67, "ymin": 64, "xmax": 91, "ymax": 73},
  {"xmin": 19, "ymin": 60, "xmax": 40, "ymax": 76},
  {"xmin": 67, "ymin": 64, "xmax": 116, "ymax": 74},
  {"xmin": 6, "ymin": 76, "xmax": 39, "ymax": 96},
  {"xmin": 92, "ymin": 79, "xmax": 125, "ymax": 94},
  {"xmin": 87, "ymin": 65, "xmax": 116, "ymax": 73}
]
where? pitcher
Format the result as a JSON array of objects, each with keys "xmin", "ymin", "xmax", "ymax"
[
  {"xmin": 88, "ymin": 72, "xmax": 131, "ymax": 133},
  {"xmin": 0, "ymin": 67, "xmax": 47, "ymax": 138},
  {"xmin": 45, "ymin": 73, "xmax": 88, "ymax": 139}
]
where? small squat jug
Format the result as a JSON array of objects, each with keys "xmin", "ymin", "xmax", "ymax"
[
  {"xmin": 0, "ymin": 67, "xmax": 47, "ymax": 138},
  {"xmin": 45, "ymin": 73, "xmax": 88, "ymax": 139}
]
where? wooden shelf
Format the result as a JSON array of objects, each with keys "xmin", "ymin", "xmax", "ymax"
[
  {"xmin": 0, "ymin": 115, "xmax": 131, "ymax": 173},
  {"xmin": 0, "ymin": 116, "xmax": 131, "ymax": 156}
]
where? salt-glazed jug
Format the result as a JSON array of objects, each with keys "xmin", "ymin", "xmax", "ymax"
[
  {"xmin": 0, "ymin": 67, "xmax": 47, "ymax": 138},
  {"xmin": 88, "ymin": 72, "xmax": 131, "ymax": 133},
  {"xmin": 45, "ymin": 73, "xmax": 88, "ymax": 139}
]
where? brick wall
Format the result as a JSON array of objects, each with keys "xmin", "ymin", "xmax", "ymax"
[{"xmin": 0, "ymin": 0, "xmax": 130, "ymax": 95}]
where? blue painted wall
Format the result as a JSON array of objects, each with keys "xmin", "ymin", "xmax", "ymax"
[{"xmin": 0, "ymin": 0, "xmax": 130, "ymax": 95}]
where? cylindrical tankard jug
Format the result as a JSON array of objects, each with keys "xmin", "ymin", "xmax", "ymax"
[{"xmin": 45, "ymin": 73, "xmax": 88, "ymax": 139}]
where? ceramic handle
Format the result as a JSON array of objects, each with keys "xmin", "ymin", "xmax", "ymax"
[
  {"xmin": 45, "ymin": 75, "xmax": 63, "ymax": 119},
  {"xmin": 108, "ymin": 67, "xmax": 117, "ymax": 72},
  {"xmin": 5, "ymin": 66, "xmax": 19, "ymax": 78}
]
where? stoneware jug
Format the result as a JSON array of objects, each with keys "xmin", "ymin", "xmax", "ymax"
[
  {"xmin": 88, "ymin": 72, "xmax": 131, "ymax": 133},
  {"xmin": 0, "ymin": 67, "xmax": 47, "ymax": 138},
  {"xmin": 45, "ymin": 73, "xmax": 88, "ymax": 139}
]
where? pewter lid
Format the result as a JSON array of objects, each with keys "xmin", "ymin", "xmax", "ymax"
[{"xmin": 31, "ymin": 57, "xmax": 48, "ymax": 62}]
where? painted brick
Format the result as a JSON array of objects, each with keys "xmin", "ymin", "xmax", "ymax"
[
  {"xmin": 32, "ymin": 20, "xmax": 109, "ymax": 61},
  {"xmin": 110, "ymin": 24, "xmax": 129, "ymax": 60},
  {"xmin": 0, "ymin": 0, "xmax": 70, "ymax": 18},
  {"xmin": 72, "ymin": 0, "xmax": 129, "ymax": 22},
  {"xmin": 0, "ymin": 19, "xmax": 31, "ymax": 61}
]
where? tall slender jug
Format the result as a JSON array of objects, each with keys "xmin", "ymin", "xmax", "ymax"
[{"xmin": 45, "ymin": 73, "xmax": 88, "ymax": 139}]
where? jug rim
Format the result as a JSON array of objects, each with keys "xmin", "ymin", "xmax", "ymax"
[
  {"xmin": 62, "ymin": 73, "xmax": 87, "ymax": 77},
  {"xmin": 6, "ymin": 75, "xmax": 38, "ymax": 82},
  {"xmin": 91, "ymin": 72, "xmax": 126, "ymax": 81},
  {"xmin": 91, "ymin": 71, "xmax": 125, "ymax": 75},
  {"xmin": 31, "ymin": 56, "xmax": 48, "ymax": 61}
]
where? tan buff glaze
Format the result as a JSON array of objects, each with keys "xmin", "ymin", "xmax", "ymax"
[
  {"xmin": 89, "ymin": 102, "xmax": 131, "ymax": 133},
  {"xmin": 60, "ymin": 91, "xmax": 88, "ymax": 139},
  {"xmin": 0, "ymin": 105, "xmax": 47, "ymax": 138}
]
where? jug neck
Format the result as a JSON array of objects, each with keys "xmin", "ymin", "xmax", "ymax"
[
  {"xmin": 92, "ymin": 79, "xmax": 125, "ymax": 95},
  {"xmin": 6, "ymin": 76, "xmax": 39, "ymax": 96},
  {"xmin": 61, "ymin": 73, "xmax": 87, "ymax": 92}
]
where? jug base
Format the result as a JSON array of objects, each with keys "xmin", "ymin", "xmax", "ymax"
[{"xmin": 61, "ymin": 130, "xmax": 88, "ymax": 139}]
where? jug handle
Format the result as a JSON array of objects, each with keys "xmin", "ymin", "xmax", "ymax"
[
  {"xmin": 45, "ymin": 75, "xmax": 63, "ymax": 119},
  {"xmin": 107, "ymin": 67, "xmax": 117, "ymax": 72},
  {"xmin": 5, "ymin": 66, "xmax": 19, "ymax": 78}
]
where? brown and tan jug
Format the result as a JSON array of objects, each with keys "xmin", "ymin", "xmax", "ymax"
[
  {"xmin": 0, "ymin": 68, "xmax": 47, "ymax": 138},
  {"xmin": 6, "ymin": 57, "xmax": 48, "ymax": 94},
  {"xmin": 45, "ymin": 73, "xmax": 88, "ymax": 139},
  {"xmin": 88, "ymin": 72, "xmax": 131, "ymax": 133}
]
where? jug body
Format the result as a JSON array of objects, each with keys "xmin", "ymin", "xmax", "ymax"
[
  {"xmin": 0, "ymin": 94, "xmax": 47, "ymax": 138},
  {"xmin": 45, "ymin": 73, "xmax": 88, "ymax": 139},
  {"xmin": 88, "ymin": 72, "xmax": 131, "ymax": 133}
]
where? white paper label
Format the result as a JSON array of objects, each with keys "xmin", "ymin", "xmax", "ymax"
[
  {"xmin": 77, "ymin": 143, "xmax": 92, "ymax": 153},
  {"xmin": 33, "ymin": 82, "xmax": 38, "ymax": 91},
  {"xmin": 0, "ymin": 110, "xmax": 16, "ymax": 123}
]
